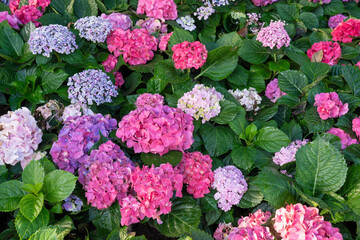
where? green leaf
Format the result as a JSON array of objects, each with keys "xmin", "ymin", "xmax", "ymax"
[
  {"xmin": 42, "ymin": 170, "xmax": 77, "ymax": 202},
  {"xmin": 198, "ymin": 46, "xmax": 238, "ymax": 81},
  {"xmin": 37, "ymin": 13, "xmax": 67, "ymax": 26},
  {"xmin": 255, "ymin": 127, "xmax": 291, "ymax": 153},
  {"xmin": 0, "ymin": 21, "xmax": 24, "ymax": 58},
  {"xmin": 200, "ymin": 192, "xmax": 218, "ymax": 213},
  {"xmin": 278, "ymin": 70, "xmax": 308, "ymax": 97},
  {"xmin": 254, "ymin": 168, "xmax": 296, "ymax": 208},
  {"xmin": 227, "ymin": 65, "xmax": 249, "ymax": 87},
  {"xmin": 187, "ymin": 229, "xmax": 213, "ymax": 240},
  {"xmin": 343, "ymin": 144, "xmax": 360, "ymax": 164},
  {"xmin": 238, "ymin": 39, "xmax": 269, "ymax": 64},
  {"xmin": 152, "ymin": 59, "xmax": 189, "ymax": 83},
  {"xmin": 300, "ymin": 62, "xmax": 331, "ymax": 83},
  {"xmin": 74, "ymin": 0, "xmax": 98, "ymax": 18},
  {"xmin": 200, "ymin": 125, "xmax": 234, "ymax": 157},
  {"xmin": 280, "ymin": 120, "xmax": 303, "ymax": 141},
  {"xmin": 23, "ymin": 160, "xmax": 45, "ymax": 186},
  {"xmin": 19, "ymin": 193, "xmax": 44, "ymax": 222},
  {"xmin": 212, "ymin": 100, "xmax": 240, "ymax": 124},
  {"xmin": 283, "ymin": 44, "xmax": 310, "ymax": 66},
  {"xmin": 61, "ymin": 50, "xmax": 82, "ymax": 64},
  {"xmin": 20, "ymin": 22, "xmax": 36, "ymax": 42},
  {"xmin": 277, "ymin": 95, "xmax": 300, "ymax": 108},
  {"xmin": 324, "ymin": 0, "xmax": 345, "ymax": 15},
  {"xmin": 295, "ymin": 137, "xmax": 347, "ymax": 196},
  {"xmin": 123, "ymin": 72, "xmax": 142, "ymax": 95},
  {"xmin": 238, "ymin": 177, "xmax": 264, "ymax": 208},
  {"xmin": 205, "ymin": 210, "xmax": 221, "ymax": 226},
  {"xmin": 342, "ymin": 66, "xmax": 360, "ymax": 97},
  {"xmin": 41, "ymin": 69, "xmax": 69, "ymax": 94},
  {"xmin": 89, "ymin": 204, "xmax": 121, "ymax": 234},
  {"xmin": 50, "ymin": 216, "xmax": 75, "ymax": 239},
  {"xmin": 304, "ymin": 107, "xmax": 334, "ymax": 133},
  {"xmin": 168, "ymin": 28, "xmax": 194, "ymax": 49},
  {"xmin": 298, "ymin": 12, "xmax": 319, "ymax": 29},
  {"xmin": 276, "ymin": 4, "xmax": 299, "ymax": 22},
  {"xmin": 155, "ymin": 197, "xmax": 201, "ymax": 237},
  {"xmin": 29, "ymin": 228, "xmax": 57, "ymax": 240},
  {"xmin": 341, "ymin": 45, "xmax": 360, "ymax": 60},
  {"xmin": 0, "ymin": 2, "xmax": 10, "ymax": 13},
  {"xmin": 0, "ymin": 180, "xmax": 26, "ymax": 212},
  {"xmin": 15, "ymin": 208, "xmax": 50, "ymax": 240},
  {"xmin": 268, "ymin": 59, "xmax": 290, "ymax": 72},
  {"xmin": 229, "ymin": 108, "xmax": 248, "ymax": 135},
  {"xmin": 253, "ymin": 105, "xmax": 278, "ymax": 122},
  {"xmin": 231, "ymin": 144, "xmax": 255, "ymax": 171},
  {"xmin": 338, "ymin": 93, "xmax": 360, "ymax": 112},
  {"xmin": 216, "ymin": 32, "xmax": 242, "ymax": 48},
  {"xmin": 140, "ymin": 151, "xmax": 183, "ymax": 167},
  {"xmin": 339, "ymin": 165, "xmax": 360, "ymax": 215},
  {"xmin": 104, "ymin": 0, "xmax": 127, "ymax": 10},
  {"xmin": 0, "ymin": 165, "xmax": 7, "ymax": 184}
]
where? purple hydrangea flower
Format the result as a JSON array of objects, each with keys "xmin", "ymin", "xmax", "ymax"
[
  {"xmin": 74, "ymin": 16, "xmax": 112, "ymax": 43},
  {"xmin": 28, "ymin": 24, "xmax": 77, "ymax": 57},
  {"xmin": 194, "ymin": 2, "xmax": 215, "ymax": 20},
  {"xmin": 328, "ymin": 14, "xmax": 347, "ymax": 29},
  {"xmin": 272, "ymin": 139, "xmax": 309, "ymax": 166},
  {"xmin": 67, "ymin": 69, "xmax": 118, "ymax": 106},
  {"xmin": 176, "ymin": 15, "xmax": 196, "ymax": 31},
  {"xmin": 101, "ymin": 13, "xmax": 132, "ymax": 31},
  {"xmin": 63, "ymin": 194, "xmax": 83, "ymax": 212}
]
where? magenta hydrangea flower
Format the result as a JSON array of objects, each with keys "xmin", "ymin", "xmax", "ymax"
[
  {"xmin": 251, "ymin": 0, "xmax": 279, "ymax": 6},
  {"xmin": 265, "ymin": 78, "xmax": 287, "ymax": 103},
  {"xmin": 273, "ymin": 139, "xmax": 309, "ymax": 166},
  {"xmin": 159, "ymin": 32, "xmax": 173, "ymax": 51},
  {"xmin": 273, "ymin": 203, "xmax": 343, "ymax": 240},
  {"xmin": 0, "ymin": 11, "xmax": 19, "ymax": 29},
  {"xmin": 327, "ymin": 128, "xmax": 357, "ymax": 149},
  {"xmin": 101, "ymin": 13, "xmax": 132, "ymax": 31},
  {"xmin": 256, "ymin": 20, "xmax": 290, "ymax": 49},
  {"xmin": 172, "ymin": 41, "xmax": 208, "ymax": 70},
  {"xmin": 0, "ymin": 107, "xmax": 42, "ymax": 167},
  {"xmin": 134, "ymin": 93, "xmax": 164, "ymax": 109},
  {"xmin": 352, "ymin": 117, "xmax": 360, "ymax": 138},
  {"xmin": 356, "ymin": 61, "xmax": 360, "ymax": 69},
  {"xmin": 13, "ymin": 5, "xmax": 42, "ymax": 26},
  {"xmin": 177, "ymin": 151, "xmax": 214, "ymax": 199},
  {"xmin": 212, "ymin": 166, "xmax": 248, "ymax": 212},
  {"xmin": 314, "ymin": 92, "xmax": 348, "ymax": 120},
  {"xmin": 102, "ymin": 54, "xmax": 118, "ymax": 73},
  {"xmin": 114, "ymin": 72, "xmax": 124, "ymax": 89},
  {"xmin": 116, "ymin": 95, "xmax": 194, "ymax": 155},
  {"xmin": 328, "ymin": 14, "xmax": 347, "ymax": 29},
  {"xmin": 307, "ymin": 41, "xmax": 341, "ymax": 66},
  {"xmin": 107, "ymin": 28, "xmax": 158, "ymax": 66},
  {"xmin": 332, "ymin": 18, "xmax": 360, "ymax": 43},
  {"xmin": 136, "ymin": 18, "xmax": 167, "ymax": 34},
  {"xmin": 137, "ymin": 0, "xmax": 177, "ymax": 20},
  {"xmin": 50, "ymin": 114, "xmax": 117, "ymax": 173},
  {"xmin": 177, "ymin": 84, "xmax": 224, "ymax": 123}
]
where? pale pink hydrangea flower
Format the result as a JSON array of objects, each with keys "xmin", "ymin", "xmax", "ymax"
[
  {"xmin": 256, "ymin": 20, "xmax": 290, "ymax": 49},
  {"xmin": 0, "ymin": 11, "xmax": 20, "ymax": 29},
  {"xmin": 137, "ymin": 0, "xmax": 177, "ymax": 20},
  {"xmin": 159, "ymin": 32, "xmax": 173, "ymax": 51},
  {"xmin": 177, "ymin": 151, "xmax": 214, "ymax": 199},
  {"xmin": 265, "ymin": 78, "xmax": 286, "ymax": 103},
  {"xmin": 327, "ymin": 128, "xmax": 357, "ymax": 149},
  {"xmin": 352, "ymin": 117, "xmax": 360, "ymax": 138},
  {"xmin": 102, "ymin": 54, "xmax": 118, "ymax": 72},
  {"xmin": 314, "ymin": 92, "xmax": 348, "ymax": 120},
  {"xmin": 101, "ymin": 13, "xmax": 132, "ymax": 31},
  {"xmin": 62, "ymin": 102, "xmax": 94, "ymax": 122},
  {"xmin": 134, "ymin": 93, "xmax": 164, "ymax": 109},
  {"xmin": 172, "ymin": 41, "xmax": 208, "ymax": 70},
  {"xmin": 328, "ymin": 14, "xmax": 347, "ymax": 29},
  {"xmin": 273, "ymin": 203, "xmax": 343, "ymax": 240},
  {"xmin": 307, "ymin": 41, "xmax": 342, "ymax": 66},
  {"xmin": 273, "ymin": 140, "xmax": 309, "ymax": 166}
]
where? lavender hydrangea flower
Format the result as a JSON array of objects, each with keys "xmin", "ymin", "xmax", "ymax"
[
  {"xmin": 28, "ymin": 24, "xmax": 77, "ymax": 57},
  {"xmin": 328, "ymin": 14, "xmax": 347, "ymax": 29},
  {"xmin": 176, "ymin": 15, "xmax": 196, "ymax": 31},
  {"xmin": 74, "ymin": 16, "xmax": 112, "ymax": 43},
  {"xmin": 212, "ymin": 166, "xmax": 248, "ymax": 212},
  {"xmin": 67, "ymin": 69, "xmax": 118, "ymax": 106},
  {"xmin": 273, "ymin": 139, "xmax": 309, "ymax": 166},
  {"xmin": 228, "ymin": 88, "xmax": 262, "ymax": 112},
  {"xmin": 101, "ymin": 13, "xmax": 132, "ymax": 31},
  {"xmin": 194, "ymin": 2, "xmax": 215, "ymax": 20},
  {"xmin": 177, "ymin": 84, "xmax": 224, "ymax": 123},
  {"xmin": 63, "ymin": 194, "xmax": 83, "ymax": 212}
]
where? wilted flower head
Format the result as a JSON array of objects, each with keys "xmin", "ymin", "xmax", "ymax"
[
  {"xmin": 101, "ymin": 13, "xmax": 132, "ymax": 31},
  {"xmin": 137, "ymin": 0, "xmax": 177, "ymax": 20},
  {"xmin": 136, "ymin": 18, "xmax": 167, "ymax": 34},
  {"xmin": 332, "ymin": 18, "xmax": 360, "ymax": 43},
  {"xmin": 0, "ymin": 11, "xmax": 20, "ymax": 29},
  {"xmin": 74, "ymin": 16, "xmax": 112, "ymax": 43},
  {"xmin": 67, "ymin": 69, "xmax": 118, "ymax": 106},
  {"xmin": 35, "ymin": 100, "xmax": 64, "ymax": 130},
  {"xmin": 265, "ymin": 78, "xmax": 287, "ymax": 103},
  {"xmin": 328, "ymin": 14, "xmax": 347, "ymax": 29},
  {"xmin": 63, "ymin": 194, "xmax": 83, "ymax": 212},
  {"xmin": 273, "ymin": 140, "xmax": 309, "ymax": 166},
  {"xmin": 307, "ymin": 41, "xmax": 341, "ymax": 66},
  {"xmin": 176, "ymin": 15, "xmax": 196, "ymax": 31},
  {"xmin": 135, "ymin": 93, "xmax": 164, "ymax": 109},
  {"xmin": 172, "ymin": 41, "xmax": 208, "ymax": 70},
  {"xmin": 314, "ymin": 92, "xmax": 348, "ymax": 120},
  {"xmin": 177, "ymin": 84, "xmax": 224, "ymax": 123},
  {"xmin": 327, "ymin": 128, "xmax": 357, "ymax": 149},
  {"xmin": 229, "ymin": 88, "xmax": 262, "ymax": 112},
  {"xmin": 256, "ymin": 20, "xmax": 290, "ymax": 49}
]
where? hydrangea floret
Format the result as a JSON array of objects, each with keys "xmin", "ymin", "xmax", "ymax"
[
  {"xmin": 194, "ymin": 2, "xmax": 215, "ymax": 21},
  {"xmin": 352, "ymin": 117, "xmax": 360, "ymax": 138}
]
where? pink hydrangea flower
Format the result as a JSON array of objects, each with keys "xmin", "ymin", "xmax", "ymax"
[
  {"xmin": 120, "ymin": 195, "xmax": 141, "ymax": 226},
  {"xmin": 265, "ymin": 78, "xmax": 286, "ymax": 103},
  {"xmin": 273, "ymin": 203, "xmax": 343, "ymax": 240},
  {"xmin": 251, "ymin": 0, "xmax": 279, "ymax": 6},
  {"xmin": 107, "ymin": 28, "xmax": 158, "ymax": 66},
  {"xmin": 13, "ymin": 5, "xmax": 42, "ymax": 26},
  {"xmin": 114, "ymin": 71, "xmax": 124, "ymax": 89},
  {"xmin": 102, "ymin": 54, "xmax": 118, "ymax": 72},
  {"xmin": 214, "ymin": 223, "xmax": 233, "ymax": 240},
  {"xmin": 159, "ymin": 32, "xmax": 173, "ymax": 51},
  {"xmin": 9, "ymin": 0, "xmax": 20, "ymax": 13},
  {"xmin": 352, "ymin": 117, "xmax": 360, "ymax": 138},
  {"xmin": 137, "ymin": 0, "xmax": 177, "ymax": 20},
  {"xmin": 0, "ymin": 11, "xmax": 20, "ymax": 29},
  {"xmin": 134, "ymin": 93, "xmax": 164, "ymax": 109},
  {"xmin": 327, "ymin": 128, "xmax": 357, "ymax": 149},
  {"xmin": 328, "ymin": 14, "xmax": 347, "ymax": 29},
  {"xmin": 307, "ymin": 41, "xmax": 341, "ymax": 66},
  {"xmin": 273, "ymin": 140, "xmax": 309, "ymax": 166},
  {"xmin": 136, "ymin": 18, "xmax": 167, "ymax": 34},
  {"xmin": 356, "ymin": 61, "xmax": 360, "ymax": 69},
  {"xmin": 28, "ymin": 0, "xmax": 51, "ymax": 11},
  {"xmin": 177, "ymin": 151, "xmax": 214, "ymax": 199},
  {"xmin": 332, "ymin": 18, "xmax": 360, "ymax": 43},
  {"xmin": 172, "ymin": 41, "xmax": 208, "ymax": 70},
  {"xmin": 101, "ymin": 13, "xmax": 132, "ymax": 31},
  {"xmin": 256, "ymin": 20, "xmax": 290, "ymax": 49},
  {"xmin": 116, "ymin": 95, "xmax": 194, "ymax": 155},
  {"xmin": 314, "ymin": 92, "xmax": 348, "ymax": 120}
]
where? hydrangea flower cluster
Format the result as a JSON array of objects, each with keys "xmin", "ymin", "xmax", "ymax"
[
  {"xmin": 137, "ymin": 0, "xmax": 177, "ymax": 20},
  {"xmin": 332, "ymin": 18, "xmax": 360, "ymax": 43},
  {"xmin": 177, "ymin": 84, "xmax": 224, "ymax": 123},
  {"xmin": 82, "ymin": 141, "xmax": 135, "ymax": 209},
  {"xmin": 251, "ymin": 0, "xmax": 279, "ymax": 6},
  {"xmin": 228, "ymin": 88, "xmax": 262, "ymax": 112},
  {"xmin": 107, "ymin": 28, "xmax": 158, "ymax": 66},
  {"xmin": 159, "ymin": 32, "xmax": 173, "ymax": 51},
  {"xmin": 273, "ymin": 139, "xmax": 309, "ymax": 166},
  {"xmin": 314, "ymin": 92, "xmax": 348, "ymax": 120},
  {"xmin": 210, "ymin": 0, "xmax": 235, "ymax": 6},
  {"xmin": 230, "ymin": 11, "xmax": 246, "ymax": 20},
  {"xmin": 273, "ymin": 203, "xmax": 343, "ymax": 240},
  {"xmin": 352, "ymin": 117, "xmax": 360, "ymax": 138},
  {"xmin": 74, "ymin": 16, "xmax": 112, "ymax": 43},
  {"xmin": 177, "ymin": 151, "xmax": 214, "ymax": 199},
  {"xmin": 194, "ymin": 2, "xmax": 215, "ymax": 21},
  {"xmin": 117, "ymin": 94, "xmax": 194, "ymax": 155},
  {"xmin": 62, "ymin": 194, "xmax": 83, "ymax": 212},
  {"xmin": 50, "ymin": 114, "xmax": 117, "ymax": 173},
  {"xmin": 213, "ymin": 223, "xmax": 233, "ymax": 240},
  {"xmin": 114, "ymin": 72, "xmax": 124, "ymax": 89},
  {"xmin": 328, "ymin": 14, "xmax": 347, "ymax": 29},
  {"xmin": 102, "ymin": 54, "xmax": 118, "ymax": 72},
  {"xmin": 176, "ymin": 15, "xmax": 196, "ymax": 31},
  {"xmin": 306, "ymin": 41, "xmax": 341, "ymax": 66},
  {"xmin": 134, "ymin": 93, "xmax": 164, "ymax": 109},
  {"xmin": 172, "ymin": 41, "xmax": 207, "ymax": 70},
  {"xmin": 10, "ymin": 0, "xmax": 49, "ymax": 26},
  {"xmin": 327, "ymin": 128, "xmax": 357, "ymax": 149},
  {"xmin": 265, "ymin": 78, "xmax": 287, "ymax": 103},
  {"xmin": 136, "ymin": 18, "xmax": 167, "ymax": 34},
  {"xmin": 35, "ymin": 100, "xmax": 64, "ymax": 130},
  {"xmin": 247, "ymin": 13, "xmax": 265, "ymax": 34},
  {"xmin": 0, "ymin": 11, "xmax": 19, "ymax": 29},
  {"xmin": 256, "ymin": 20, "xmax": 290, "ymax": 49},
  {"xmin": 62, "ymin": 102, "xmax": 94, "ymax": 122},
  {"xmin": 0, "ymin": 107, "xmax": 43, "ymax": 167},
  {"xmin": 101, "ymin": 13, "xmax": 132, "ymax": 31},
  {"xmin": 28, "ymin": 24, "xmax": 78, "ymax": 57},
  {"xmin": 67, "ymin": 69, "xmax": 118, "ymax": 106},
  {"xmin": 120, "ymin": 163, "xmax": 183, "ymax": 225},
  {"xmin": 212, "ymin": 166, "xmax": 248, "ymax": 212}
]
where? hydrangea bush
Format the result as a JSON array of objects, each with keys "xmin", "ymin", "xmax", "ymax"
[{"xmin": 0, "ymin": 0, "xmax": 360, "ymax": 239}]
